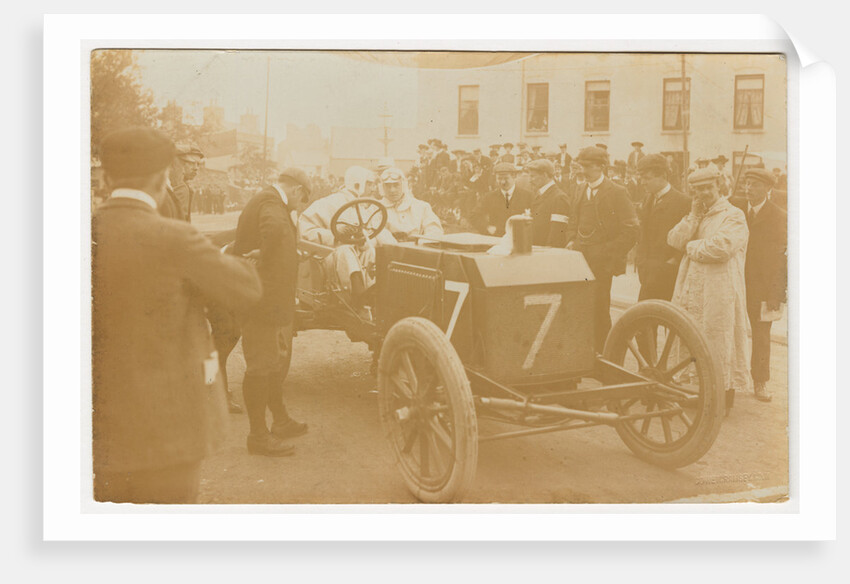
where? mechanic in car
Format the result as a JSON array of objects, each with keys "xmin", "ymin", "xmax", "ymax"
[
  {"xmin": 298, "ymin": 165, "xmax": 379, "ymax": 312},
  {"xmin": 376, "ymin": 167, "xmax": 444, "ymax": 242}
]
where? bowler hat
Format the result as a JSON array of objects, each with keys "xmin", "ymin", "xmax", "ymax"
[
  {"xmin": 576, "ymin": 146, "xmax": 608, "ymax": 167},
  {"xmin": 100, "ymin": 127, "xmax": 175, "ymax": 180},
  {"xmin": 637, "ymin": 153, "xmax": 668, "ymax": 174},
  {"xmin": 744, "ymin": 167, "xmax": 776, "ymax": 187},
  {"xmin": 524, "ymin": 158, "xmax": 555, "ymax": 177}
]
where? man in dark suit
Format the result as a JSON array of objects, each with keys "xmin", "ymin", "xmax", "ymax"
[
  {"xmin": 234, "ymin": 167, "xmax": 312, "ymax": 456},
  {"xmin": 741, "ymin": 168, "xmax": 787, "ymax": 402},
  {"xmin": 565, "ymin": 147, "xmax": 640, "ymax": 352},
  {"xmin": 92, "ymin": 128, "xmax": 262, "ymax": 503},
  {"xmin": 557, "ymin": 143, "xmax": 572, "ymax": 175},
  {"xmin": 635, "ymin": 154, "xmax": 691, "ymax": 302},
  {"xmin": 500, "ymin": 142, "xmax": 515, "ymax": 164},
  {"xmin": 524, "ymin": 158, "xmax": 572, "ymax": 247},
  {"xmin": 471, "ymin": 162, "xmax": 533, "ymax": 237}
]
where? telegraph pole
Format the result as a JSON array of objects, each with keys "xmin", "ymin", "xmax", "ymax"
[
  {"xmin": 378, "ymin": 102, "xmax": 393, "ymax": 157},
  {"xmin": 261, "ymin": 54, "xmax": 271, "ymax": 186},
  {"xmin": 681, "ymin": 53, "xmax": 689, "ymax": 194}
]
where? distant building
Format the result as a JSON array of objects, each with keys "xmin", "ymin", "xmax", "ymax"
[
  {"xmin": 415, "ymin": 53, "xmax": 787, "ymax": 175},
  {"xmin": 329, "ymin": 126, "xmax": 419, "ymax": 176},
  {"xmin": 277, "ymin": 124, "xmax": 330, "ymax": 177}
]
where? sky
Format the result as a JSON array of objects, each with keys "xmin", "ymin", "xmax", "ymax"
[{"xmin": 134, "ymin": 50, "xmax": 420, "ymax": 142}]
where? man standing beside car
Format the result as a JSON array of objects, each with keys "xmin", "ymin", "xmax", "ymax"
[
  {"xmin": 233, "ymin": 167, "xmax": 312, "ymax": 456},
  {"xmin": 564, "ymin": 147, "xmax": 640, "ymax": 352}
]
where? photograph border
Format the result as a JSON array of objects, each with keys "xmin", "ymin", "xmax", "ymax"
[{"xmin": 44, "ymin": 13, "xmax": 834, "ymax": 541}]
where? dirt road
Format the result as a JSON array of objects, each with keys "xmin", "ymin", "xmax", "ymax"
[{"xmin": 198, "ymin": 325, "xmax": 789, "ymax": 505}]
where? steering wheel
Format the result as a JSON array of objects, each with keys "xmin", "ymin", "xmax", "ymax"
[{"xmin": 330, "ymin": 198, "xmax": 389, "ymax": 245}]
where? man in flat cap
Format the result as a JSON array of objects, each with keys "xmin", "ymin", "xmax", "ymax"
[
  {"xmin": 740, "ymin": 167, "xmax": 787, "ymax": 402},
  {"xmin": 233, "ymin": 167, "xmax": 313, "ymax": 456},
  {"xmin": 524, "ymin": 158, "xmax": 572, "ymax": 248},
  {"xmin": 635, "ymin": 154, "xmax": 691, "ymax": 303},
  {"xmin": 472, "ymin": 162, "xmax": 533, "ymax": 237},
  {"xmin": 565, "ymin": 146, "xmax": 639, "ymax": 352},
  {"xmin": 627, "ymin": 141, "xmax": 645, "ymax": 174},
  {"xmin": 92, "ymin": 128, "xmax": 262, "ymax": 502},
  {"xmin": 667, "ymin": 166, "xmax": 749, "ymax": 414},
  {"xmin": 164, "ymin": 145, "xmax": 205, "ymax": 222}
]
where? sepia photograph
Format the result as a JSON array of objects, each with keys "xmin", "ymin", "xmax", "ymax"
[{"xmin": 88, "ymin": 48, "xmax": 789, "ymax": 506}]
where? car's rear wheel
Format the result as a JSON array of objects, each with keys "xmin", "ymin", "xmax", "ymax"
[
  {"xmin": 377, "ymin": 317, "xmax": 478, "ymax": 503},
  {"xmin": 603, "ymin": 300, "xmax": 724, "ymax": 469}
]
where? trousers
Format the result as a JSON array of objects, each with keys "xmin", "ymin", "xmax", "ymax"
[{"xmin": 747, "ymin": 298, "xmax": 773, "ymax": 383}]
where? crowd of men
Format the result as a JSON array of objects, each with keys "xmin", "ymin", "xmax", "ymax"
[{"xmin": 91, "ymin": 126, "xmax": 786, "ymax": 504}]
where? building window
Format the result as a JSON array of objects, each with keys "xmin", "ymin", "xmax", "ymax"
[
  {"xmin": 585, "ymin": 80, "xmax": 610, "ymax": 132},
  {"xmin": 526, "ymin": 83, "xmax": 549, "ymax": 133},
  {"xmin": 663, "ymin": 78, "xmax": 690, "ymax": 131},
  {"xmin": 458, "ymin": 85, "xmax": 479, "ymax": 135},
  {"xmin": 734, "ymin": 74, "xmax": 764, "ymax": 130}
]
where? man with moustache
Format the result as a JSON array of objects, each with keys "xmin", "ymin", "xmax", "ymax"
[{"xmin": 471, "ymin": 162, "xmax": 533, "ymax": 237}]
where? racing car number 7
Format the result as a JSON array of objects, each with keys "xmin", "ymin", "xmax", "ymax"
[{"xmin": 522, "ymin": 294, "xmax": 562, "ymax": 370}]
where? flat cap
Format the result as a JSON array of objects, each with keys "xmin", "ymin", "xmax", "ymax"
[
  {"xmin": 531, "ymin": 145, "xmax": 541, "ymax": 150},
  {"xmin": 595, "ymin": 143, "xmax": 608, "ymax": 150},
  {"xmin": 712, "ymin": 154, "xmax": 729, "ymax": 164},
  {"xmin": 473, "ymin": 148, "xmax": 482, "ymax": 153},
  {"xmin": 631, "ymin": 141, "xmax": 644, "ymax": 148},
  {"xmin": 687, "ymin": 165, "xmax": 721, "ymax": 186},
  {"xmin": 744, "ymin": 167, "xmax": 776, "ymax": 186},
  {"xmin": 100, "ymin": 127, "xmax": 175, "ymax": 180},
  {"xmin": 524, "ymin": 158, "xmax": 555, "ymax": 177},
  {"xmin": 576, "ymin": 146, "xmax": 609, "ymax": 167},
  {"xmin": 637, "ymin": 153, "xmax": 668, "ymax": 174},
  {"xmin": 176, "ymin": 143, "xmax": 204, "ymax": 161},
  {"xmin": 503, "ymin": 142, "xmax": 514, "ymax": 148},
  {"xmin": 417, "ymin": 144, "xmax": 428, "ymax": 150},
  {"xmin": 279, "ymin": 167, "xmax": 312, "ymax": 194},
  {"xmin": 559, "ymin": 143, "xmax": 567, "ymax": 148},
  {"xmin": 493, "ymin": 162, "xmax": 518, "ymax": 174},
  {"xmin": 489, "ymin": 144, "xmax": 501, "ymax": 150}
]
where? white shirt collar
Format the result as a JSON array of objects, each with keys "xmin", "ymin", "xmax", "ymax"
[
  {"xmin": 111, "ymin": 188, "xmax": 157, "ymax": 210},
  {"xmin": 272, "ymin": 183, "xmax": 289, "ymax": 206},
  {"xmin": 588, "ymin": 174, "xmax": 605, "ymax": 189},
  {"xmin": 654, "ymin": 183, "xmax": 672, "ymax": 199},
  {"xmin": 749, "ymin": 198, "xmax": 767, "ymax": 216},
  {"xmin": 538, "ymin": 180, "xmax": 556, "ymax": 196},
  {"xmin": 502, "ymin": 184, "xmax": 516, "ymax": 198}
]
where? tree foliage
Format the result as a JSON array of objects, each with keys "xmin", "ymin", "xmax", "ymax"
[
  {"xmin": 90, "ymin": 50, "xmax": 159, "ymax": 160},
  {"xmin": 228, "ymin": 143, "xmax": 278, "ymax": 188}
]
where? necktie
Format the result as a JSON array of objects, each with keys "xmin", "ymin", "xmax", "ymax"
[
  {"xmin": 504, "ymin": 192, "xmax": 511, "ymax": 208},
  {"xmin": 587, "ymin": 185, "xmax": 597, "ymax": 201},
  {"xmin": 748, "ymin": 208, "xmax": 756, "ymax": 223}
]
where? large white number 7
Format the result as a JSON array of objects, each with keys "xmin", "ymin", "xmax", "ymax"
[{"xmin": 522, "ymin": 294, "xmax": 562, "ymax": 370}]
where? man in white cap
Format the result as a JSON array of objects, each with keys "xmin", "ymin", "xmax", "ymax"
[
  {"xmin": 377, "ymin": 167, "xmax": 443, "ymax": 241},
  {"xmin": 667, "ymin": 165, "xmax": 749, "ymax": 415}
]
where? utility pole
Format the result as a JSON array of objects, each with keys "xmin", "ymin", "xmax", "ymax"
[
  {"xmin": 378, "ymin": 102, "xmax": 393, "ymax": 157},
  {"xmin": 261, "ymin": 54, "xmax": 271, "ymax": 186},
  {"xmin": 681, "ymin": 53, "xmax": 689, "ymax": 195}
]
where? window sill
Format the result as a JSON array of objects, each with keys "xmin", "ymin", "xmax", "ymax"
[
  {"xmin": 525, "ymin": 131, "xmax": 549, "ymax": 136},
  {"xmin": 582, "ymin": 131, "xmax": 610, "ymax": 136},
  {"xmin": 456, "ymin": 134, "xmax": 480, "ymax": 139},
  {"xmin": 733, "ymin": 128, "xmax": 765, "ymax": 134},
  {"xmin": 661, "ymin": 130, "xmax": 691, "ymax": 135}
]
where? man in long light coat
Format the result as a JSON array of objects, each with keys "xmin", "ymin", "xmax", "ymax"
[{"xmin": 667, "ymin": 166, "xmax": 749, "ymax": 414}]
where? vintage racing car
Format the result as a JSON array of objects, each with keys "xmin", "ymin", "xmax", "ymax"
[{"xmin": 290, "ymin": 197, "xmax": 724, "ymax": 503}]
